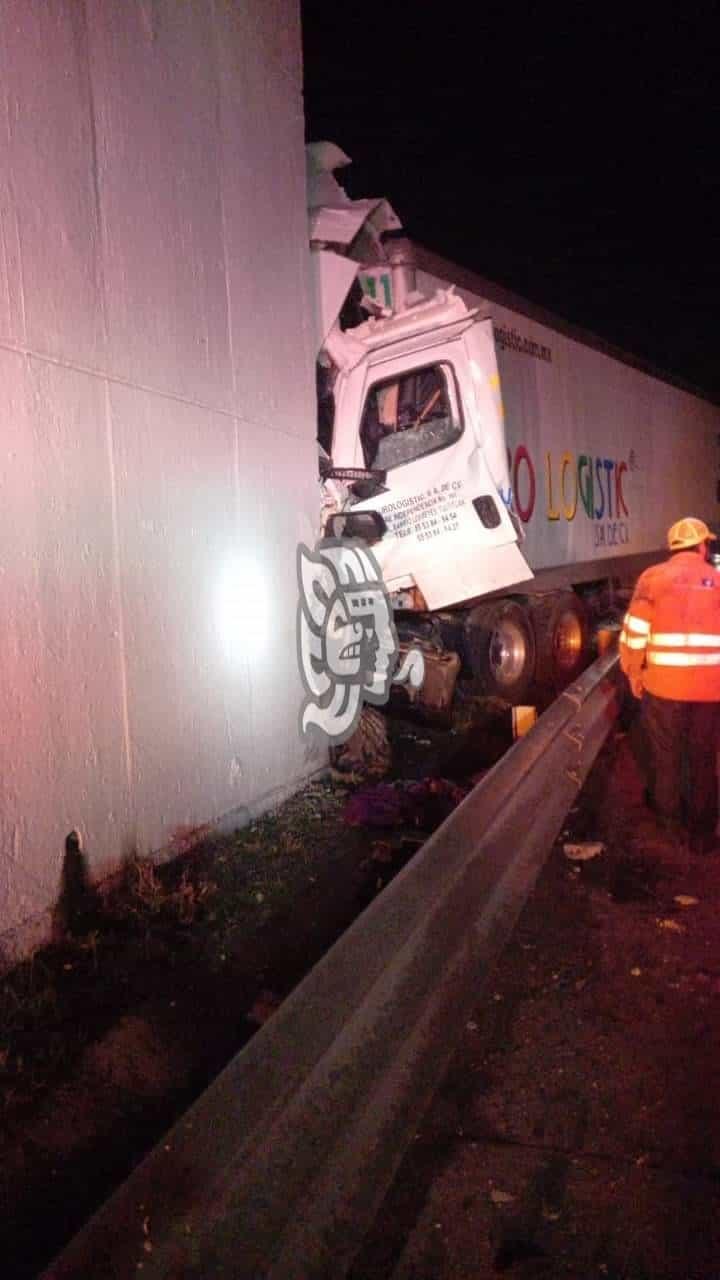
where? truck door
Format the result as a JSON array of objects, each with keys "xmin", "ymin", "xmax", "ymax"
[{"xmin": 346, "ymin": 333, "xmax": 532, "ymax": 611}]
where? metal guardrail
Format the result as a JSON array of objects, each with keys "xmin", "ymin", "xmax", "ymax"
[{"xmin": 43, "ymin": 651, "xmax": 621, "ymax": 1280}]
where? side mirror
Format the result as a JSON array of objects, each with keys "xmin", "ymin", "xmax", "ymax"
[{"xmin": 325, "ymin": 510, "xmax": 387, "ymax": 545}]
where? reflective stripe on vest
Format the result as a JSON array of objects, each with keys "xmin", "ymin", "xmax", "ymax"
[
  {"xmin": 646, "ymin": 624, "xmax": 720, "ymax": 667},
  {"xmin": 650, "ymin": 632, "xmax": 720, "ymax": 647},
  {"xmin": 647, "ymin": 652, "xmax": 720, "ymax": 667},
  {"xmin": 621, "ymin": 612, "xmax": 651, "ymax": 654},
  {"xmin": 620, "ymin": 630, "xmax": 647, "ymax": 650},
  {"xmin": 623, "ymin": 613, "xmax": 651, "ymax": 635}
]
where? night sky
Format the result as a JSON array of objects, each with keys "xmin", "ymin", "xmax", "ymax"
[{"xmin": 301, "ymin": 2, "xmax": 719, "ymax": 399}]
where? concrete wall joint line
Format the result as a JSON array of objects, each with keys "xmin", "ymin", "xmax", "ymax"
[
  {"xmin": 0, "ymin": 336, "xmax": 307, "ymax": 441},
  {"xmin": 79, "ymin": 0, "xmax": 110, "ymax": 353},
  {"xmin": 103, "ymin": 379, "xmax": 134, "ymax": 799}
]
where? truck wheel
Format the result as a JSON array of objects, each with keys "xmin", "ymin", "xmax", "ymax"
[
  {"xmin": 464, "ymin": 601, "xmax": 536, "ymax": 704},
  {"xmin": 531, "ymin": 591, "xmax": 590, "ymax": 693}
]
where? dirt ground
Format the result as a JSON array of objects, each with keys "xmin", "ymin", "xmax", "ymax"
[
  {"xmin": 0, "ymin": 711, "xmax": 510, "ymax": 1280},
  {"xmin": 352, "ymin": 715, "xmax": 720, "ymax": 1280},
  {"xmin": 4, "ymin": 701, "xmax": 720, "ymax": 1279}
]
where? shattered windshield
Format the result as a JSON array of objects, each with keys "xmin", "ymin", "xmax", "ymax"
[{"xmin": 360, "ymin": 362, "xmax": 462, "ymax": 470}]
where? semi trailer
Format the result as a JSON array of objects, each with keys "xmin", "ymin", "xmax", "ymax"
[{"xmin": 308, "ymin": 143, "xmax": 720, "ymax": 714}]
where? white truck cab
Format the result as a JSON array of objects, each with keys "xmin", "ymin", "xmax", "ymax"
[{"xmin": 324, "ymin": 291, "xmax": 532, "ymax": 612}]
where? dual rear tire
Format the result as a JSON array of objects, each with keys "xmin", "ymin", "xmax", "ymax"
[
  {"xmin": 530, "ymin": 590, "xmax": 591, "ymax": 695},
  {"xmin": 464, "ymin": 591, "xmax": 590, "ymax": 705}
]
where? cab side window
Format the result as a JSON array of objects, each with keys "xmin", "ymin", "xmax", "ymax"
[{"xmin": 360, "ymin": 363, "xmax": 462, "ymax": 470}]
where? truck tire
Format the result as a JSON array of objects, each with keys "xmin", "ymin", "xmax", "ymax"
[
  {"xmin": 464, "ymin": 600, "xmax": 536, "ymax": 704},
  {"xmin": 531, "ymin": 590, "xmax": 590, "ymax": 694}
]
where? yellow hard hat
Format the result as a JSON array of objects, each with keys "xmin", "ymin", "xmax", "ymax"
[{"xmin": 667, "ymin": 516, "xmax": 717, "ymax": 550}]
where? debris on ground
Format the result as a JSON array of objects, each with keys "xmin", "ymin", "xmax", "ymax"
[
  {"xmin": 343, "ymin": 782, "xmax": 408, "ymax": 828},
  {"xmin": 369, "ymin": 841, "xmax": 395, "ymax": 864},
  {"xmin": 246, "ymin": 990, "xmax": 282, "ymax": 1026},
  {"xmin": 656, "ymin": 917, "xmax": 685, "ymax": 932},
  {"xmin": 330, "ymin": 706, "xmax": 392, "ymax": 780},
  {"xmin": 489, "ymin": 1188, "xmax": 516, "ymax": 1206},
  {"xmin": 562, "ymin": 841, "xmax": 605, "ymax": 861},
  {"xmin": 343, "ymin": 778, "xmax": 467, "ymax": 830}
]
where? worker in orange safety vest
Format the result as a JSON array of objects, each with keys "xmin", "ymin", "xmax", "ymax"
[{"xmin": 620, "ymin": 516, "xmax": 720, "ymax": 854}]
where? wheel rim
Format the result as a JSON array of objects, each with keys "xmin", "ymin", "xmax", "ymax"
[
  {"xmin": 553, "ymin": 609, "xmax": 584, "ymax": 672},
  {"xmin": 489, "ymin": 618, "xmax": 530, "ymax": 690}
]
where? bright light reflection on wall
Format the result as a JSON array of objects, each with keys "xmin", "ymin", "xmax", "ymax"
[{"xmin": 214, "ymin": 556, "xmax": 273, "ymax": 664}]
